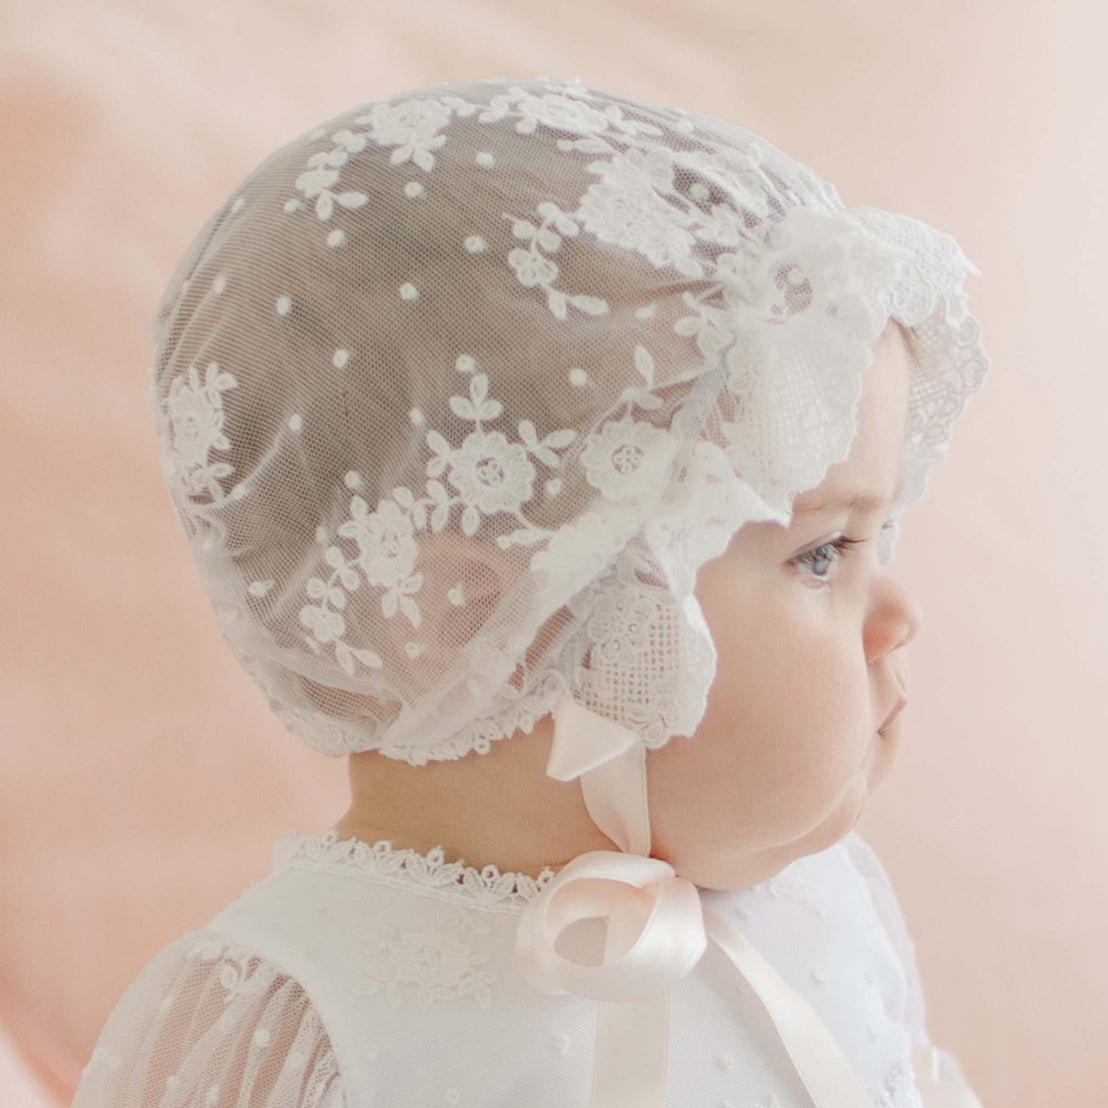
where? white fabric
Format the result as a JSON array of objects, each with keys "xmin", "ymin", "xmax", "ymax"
[
  {"xmin": 147, "ymin": 74, "xmax": 989, "ymax": 766},
  {"xmin": 71, "ymin": 828, "xmax": 975, "ymax": 1107}
]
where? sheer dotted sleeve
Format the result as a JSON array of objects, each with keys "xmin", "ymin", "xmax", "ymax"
[{"xmin": 70, "ymin": 928, "xmax": 345, "ymax": 1108}]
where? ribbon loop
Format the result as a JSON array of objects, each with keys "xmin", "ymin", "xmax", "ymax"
[{"xmin": 515, "ymin": 849, "xmax": 708, "ymax": 1003}]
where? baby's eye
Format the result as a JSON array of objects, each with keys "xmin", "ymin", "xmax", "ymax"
[
  {"xmin": 790, "ymin": 520, "xmax": 896, "ymax": 584},
  {"xmin": 791, "ymin": 535, "xmax": 865, "ymax": 581}
]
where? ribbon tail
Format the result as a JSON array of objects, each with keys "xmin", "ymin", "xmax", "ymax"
[
  {"xmin": 702, "ymin": 905, "xmax": 878, "ymax": 1108},
  {"xmin": 588, "ymin": 861, "xmax": 675, "ymax": 1107},
  {"xmin": 591, "ymin": 995, "xmax": 671, "ymax": 1108},
  {"xmin": 580, "ymin": 742, "xmax": 650, "ymax": 858},
  {"xmin": 547, "ymin": 693, "xmax": 652, "ymax": 857}
]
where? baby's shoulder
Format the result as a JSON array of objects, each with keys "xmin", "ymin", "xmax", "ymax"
[{"xmin": 72, "ymin": 924, "xmax": 342, "ymax": 1107}]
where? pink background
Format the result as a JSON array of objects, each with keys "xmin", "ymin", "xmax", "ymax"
[{"xmin": 2, "ymin": 2, "xmax": 1104, "ymax": 1105}]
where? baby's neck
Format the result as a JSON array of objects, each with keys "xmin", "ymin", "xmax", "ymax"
[{"xmin": 333, "ymin": 718, "xmax": 617, "ymax": 880}]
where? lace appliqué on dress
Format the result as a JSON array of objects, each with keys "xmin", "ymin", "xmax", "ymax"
[
  {"xmin": 866, "ymin": 1057, "xmax": 925, "ymax": 1108},
  {"xmin": 353, "ymin": 910, "xmax": 497, "ymax": 1010}
]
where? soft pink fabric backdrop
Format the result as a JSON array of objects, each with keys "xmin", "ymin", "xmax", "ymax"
[{"xmin": 1, "ymin": 1, "xmax": 1104, "ymax": 1105}]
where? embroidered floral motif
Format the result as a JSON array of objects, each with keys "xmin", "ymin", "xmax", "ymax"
[
  {"xmin": 577, "ymin": 148, "xmax": 703, "ymax": 276},
  {"xmin": 353, "ymin": 910, "xmax": 497, "ymax": 1010},
  {"xmin": 189, "ymin": 935, "xmax": 278, "ymax": 1002},
  {"xmin": 503, "ymin": 200, "xmax": 610, "ymax": 320},
  {"xmin": 334, "ymin": 495, "xmax": 420, "ymax": 621},
  {"xmin": 294, "ymin": 356, "xmax": 579, "ymax": 678},
  {"xmin": 867, "ymin": 1057, "xmax": 925, "ymax": 1108},
  {"xmin": 442, "ymin": 428, "xmax": 536, "ymax": 520},
  {"xmin": 357, "ymin": 98, "xmax": 457, "ymax": 171},
  {"xmin": 160, "ymin": 361, "xmax": 238, "ymax": 500},
  {"xmin": 479, "ymin": 87, "xmax": 617, "ymax": 136},
  {"xmin": 579, "ymin": 416, "xmax": 675, "ymax": 501},
  {"xmin": 585, "ymin": 583, "xmax": 659, "ymax": 665}
]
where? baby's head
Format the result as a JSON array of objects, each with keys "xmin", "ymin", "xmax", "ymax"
[{"xmin": 149, "ymin": 77, "xmax": 986, "ymax": 885}]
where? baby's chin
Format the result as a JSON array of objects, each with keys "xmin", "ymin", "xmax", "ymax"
[{"xmin": 680, "ymin": 778, "xmax": 877, "ymax": 891}]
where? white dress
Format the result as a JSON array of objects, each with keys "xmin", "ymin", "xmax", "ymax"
[{"xmin": 70, "ymin": 829, "xmax": 977, "ymax": 1108}]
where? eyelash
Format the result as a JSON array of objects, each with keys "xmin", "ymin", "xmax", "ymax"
[
  {"xmin": 791, "ymin": 521, "xmax": 896, "ymax": 583},
  {"xmin": 792, "ymin": 536, "xmax": 866, "ymax": 581}
]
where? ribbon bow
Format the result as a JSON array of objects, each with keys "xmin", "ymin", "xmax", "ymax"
[
  {"xmin": 515, "ymin": 850, "xmax": 705, "ymax": 1108},
  {"xmin": 514, "ymin": 695, "xmax": 984, "ymax": 1108}
]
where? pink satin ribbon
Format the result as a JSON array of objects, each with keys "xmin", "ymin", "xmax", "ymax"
[
  {"xmin": 514, "ymin": 694, "xmax": 985, "ymax": 1107},
  {"xmin": 516, "ymin": 847, "xmax": 882, "ymax": 1107}
]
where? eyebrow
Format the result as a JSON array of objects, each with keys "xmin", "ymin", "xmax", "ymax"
[{"xmin": 793, "ymin": 477, "xmax": 905, "ymax": 517}]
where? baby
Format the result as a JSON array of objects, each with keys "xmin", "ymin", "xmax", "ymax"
[{"xmin": 72, "ymin": 76, "xmax": 989, "ymax": 1108}]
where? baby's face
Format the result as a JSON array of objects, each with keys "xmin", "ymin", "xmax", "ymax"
[{"xmin": 645, "ymin": 321, "xmax": 920, "ymax": 889}]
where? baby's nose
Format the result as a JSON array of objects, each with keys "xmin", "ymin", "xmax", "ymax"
[{"xmin": 891, "ymin": 580, "xmax": 923, "ymax": 652}]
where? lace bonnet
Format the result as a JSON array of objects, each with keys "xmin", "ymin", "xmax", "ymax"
[{"xmin": 149, "ymin": 75, "xmax": 989, "ymax": 1107}]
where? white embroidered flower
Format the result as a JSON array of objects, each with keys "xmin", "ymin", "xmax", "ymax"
[
  {"xmin": 507, "ymin": 247, "xmax": 559, "ymax": 288},
  {"xmin": 355, "ymin": 98, "xmax": 454, "ymax": 171},
  {"xmin": 585, "ymin": 585, "xmax": 659, "ymax": 665},
  {"xmin": 331, "ymin": 128, "xmax": 368, "ymax": 154},
  {"xmin": 512, "ymin": 92, "xmax": 611, "ymax": 135},
  {"xmin": 354, "ymin": 911, "xmax": 497, "ymax": 1010},
  {"xmin": 298, "ymin": 603, "xmax": 346, "ymax": 645},
  {"xmin": 335, "ymin": 496, "xmax": 424, "ymax": 628},
  {"xmin": 338, "ymin": 496, "xmax": 420, "ymax": 590},
  {"xmin": 295, "ymin": 152, "xmax": 341, "ymax": 202},
  {"xmin": 574, "ymin": 149, "xmax": 702, "ymax": 275},
  {"xmin": 579, "ymin": 418, "xmax": 675, "ymax": 501},
  {"xmin": 163, "ymin": 361, "xmax": 237, "ymax": 497},
  {"xmin": 446, "ymin": 430, "xmax": 536, "ymax": 521},
  {"xmin": 594, "ymin": 145, "xmax": 678, "ymax": 194}
]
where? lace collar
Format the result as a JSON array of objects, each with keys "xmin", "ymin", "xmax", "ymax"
[{"xmin": 272, "ymin": 829, "xmax": 559, "ymax": 914}]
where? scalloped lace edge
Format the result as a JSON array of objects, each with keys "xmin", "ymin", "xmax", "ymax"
[{"xmin": 272, "ymin": 828, "xmax": 559, "ymax": 914}]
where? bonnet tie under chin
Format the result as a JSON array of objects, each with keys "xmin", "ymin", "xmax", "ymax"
[{"xmin": 513, "ymin": 694, "xmax": 984, "ymax": 1108}]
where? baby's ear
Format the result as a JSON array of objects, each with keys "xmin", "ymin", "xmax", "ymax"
[
  {"xmin": 400, "ymin": 528, "xmax": 577, "ymax": 685},
  {"xmin": 412, "ymin": 529, "xmax": 509, "ymax": 652}
]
